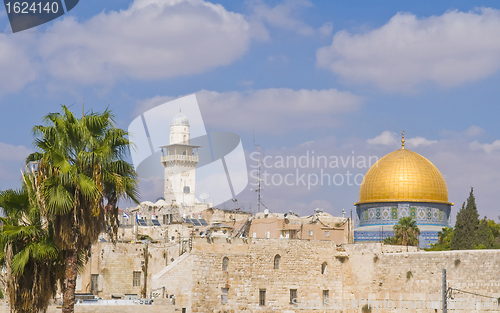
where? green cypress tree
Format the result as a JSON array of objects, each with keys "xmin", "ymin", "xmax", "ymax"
[{"xmin": 450, "ymin": 188, "xmax": 480, "ymax": 250}]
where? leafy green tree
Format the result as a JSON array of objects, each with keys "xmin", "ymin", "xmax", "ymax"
[
  {"xmin": 383, "ymin": 236, "xmax": 400, "ymax": 245},
  {"xmin": 394, "ymin": 217, "xmax": 420, "ymax": 249},
  {"xmin": 486, "ymin": 219, "xmax": 500, "ymax": 248},
  {"xmin": 383, "ymin": 217, "xmax": 420, "ymax": 249},
  {"xmin": 475, "ymin": 217, "xmax": 495, "ymax": 249},
  {"xmin": 427, "ymin": 227, "xmax": 454, "ymax": 251},
  {"xmin": 487, "ymin": 219, "xmax": 500, "ymax": 238},
  {"xmin": 26, "ymin": 106, "xmax": 139, "ymax": 313},
  {"xmin": 450, "ymin": 188, "xmax": 479, "ymax": 250},
  {"xmin": 0, "ymin": 173, "xmax": 63, "ymax": 313}
]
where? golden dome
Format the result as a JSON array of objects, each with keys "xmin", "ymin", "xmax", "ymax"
[{"xmin": 357, "ymin": 148, "xmax": 451, "ymax": 205}]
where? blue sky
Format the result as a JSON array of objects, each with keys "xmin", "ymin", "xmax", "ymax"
[{"xmin": 1, "ymin": 0, "xmax": 500, "ymax": 223}]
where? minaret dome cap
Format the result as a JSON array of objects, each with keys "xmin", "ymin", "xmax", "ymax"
[{"xmin": 172, "ymin": 109, "xmax": 189, "ymax": 126}]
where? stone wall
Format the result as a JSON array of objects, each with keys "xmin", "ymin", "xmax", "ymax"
[
  {"xmin": 154, "ymin": 238, "xmax": 347, "ymax": 312},
  {"xmin": 342, "ymin": 244, "xmax": 500, "ymax": 312},
  {"xmin": 78, "ymin": 241, "xmax": 182, "ymax": 297},
  {"xmin": 55, "ymin": 239, "xmax": 500, "ymax": 313}
]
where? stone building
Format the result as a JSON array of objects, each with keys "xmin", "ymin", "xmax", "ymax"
[
  {"xmin": 354, "ymin": 133, "xmax": 453, "ymax": 247},
  {"xmin": 250, "ymin": 211, "xmax": 352, "ymax": 243}
]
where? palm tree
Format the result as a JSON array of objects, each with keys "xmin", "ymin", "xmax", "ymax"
[
  {"xmin": 393, "ymin": 217, "xmax": 421, "ymax": 250},
  {"xmin": 26, "ymin": 106, "xmax": 139, "ymax": 313},
  {"xmin": 0, "ymin": 173, "xmax": 63, "ymax": 313}
]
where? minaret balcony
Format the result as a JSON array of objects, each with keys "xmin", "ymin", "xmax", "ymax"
[{"xmin": 161, "ymin": 155, "xmax": 199, "ymax": 162}]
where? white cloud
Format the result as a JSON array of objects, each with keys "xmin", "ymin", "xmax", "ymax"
[
  {"xmin": 0, "ymin": 34, "xmax": 38, "ymax": 94},
  {"xmin": 249, "ymin": 0, "xmax": 330, "ymax": 37},
  {"xmin": 367, "ymin": 131, "xmax": 436, "ymax": 148},
  {"xmin": 239, "ymin": 80, "xmax": 255, "ymax": 87},
  {"xmin": 406, "ymin": 137, "xmax": 438, "ymax": 147},
  {"xmin": 35, "ymin": 0, "xmax": 261, "ymax": 84},
  {"xmin": 464, "ymin": 125, "xmax": 484, "ymax": 137},
  {"xmin": 136, "ymin": 88, "xmax": 362, "ymax": 134},
  {"xmin": 367, "ymin": 131, "xmax": 397, "ymax": 146},
  {"xmin": 317, "ymin": 8, "xmax": 500, "ymax": 92},
  {"xmin": 197, "ymin": 88, "xmax": 362, "ymax": 134},
  {"xmin": 0, "ymin": 142, "xmax": 32, "ymax": 161},
  {"xmin": 318, "ymin": 22, "xmax": 333, "ymax": 37},
  {"xmin": 0, "ymin": 142, "xmax": 32, "ymax": 189},
  {"xmin": 469, "ymin": 140, "xmax": 500, "ymax": 154}
]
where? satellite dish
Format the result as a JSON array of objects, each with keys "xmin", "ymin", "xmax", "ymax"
[
  {"xmin": 264, "ymin": 209, "xmax": 269, "ymax": 215},
  {"xmin": 200, "ymin": 193, "xmax": 209, "ymax": 201},
  {"xmin": 284, "ymin": 213, "xmax": 289, "ymax": 218}
]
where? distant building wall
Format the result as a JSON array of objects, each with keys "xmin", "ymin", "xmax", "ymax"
[{"xmin": 249, "ymin": 213, "xmax": 352, "ymax": 243}]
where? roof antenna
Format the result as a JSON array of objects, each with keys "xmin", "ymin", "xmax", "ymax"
[
  {"xmin": 401, "ymin": 130, "xmax": 405, "ymax": 149},
  {"xmin": 253, "ymin": 131, "xmax": 262, "ymax": 214}
]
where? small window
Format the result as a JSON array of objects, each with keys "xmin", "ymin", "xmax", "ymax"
[
  {"xmin": 91, "ymin": 274, "xmax": 99, "ymax": 293},
  {"xmin": 309, "ymin": 230, "xmax": 313, "ymax": 236},
  {"xmin": 321, "ymin": 262, "xmax": 327, "ymax": 275},
  {"xmin": 290, "ymin": 289, "xmax": 297, "ymax": 304},
  {"xmin": 323, "ymin": 290, "xmax": 329, "ymax": 304},
  {"xmin": 133, "ymin": 271, "xmax": 141, "ymax": 287},
  {"xmin": 274, "ymin": 255, "xmax": 281, "ymax": 270},
  {"xmin": 259, "ymin": 289, "xmax": 266, "ymax": 306},
  {"xmin": 222, "ymin": 257, "xmax": 229, "ymax": 272},
  {"xmin": 221, "ymin": 288, "xmax": 228, "ymax": 304},
  {"xmin": 325, "ymin": 231, "xmax": 330, "ymax": 237}
]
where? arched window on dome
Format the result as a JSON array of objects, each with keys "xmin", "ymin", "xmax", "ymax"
[
  {"xmin": 274, "ymin": 254, "xmax": 281, "ymax": 270},
  {"xmin": 321, "ymin": 262, "xmax": 327, "ymax": 275},
  {"xmin": 222, "ymin": 257, "xmax": 229, "ymax": 272}
]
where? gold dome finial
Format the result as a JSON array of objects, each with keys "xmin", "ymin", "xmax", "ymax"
[{"xmin": 401, "ymin": 131, "xmax": 405, "ymax": 149}]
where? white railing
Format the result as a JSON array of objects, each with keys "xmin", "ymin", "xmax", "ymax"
[{"xmin": 161, "ymin": 155, "xmax": 198, "ymax": 162}]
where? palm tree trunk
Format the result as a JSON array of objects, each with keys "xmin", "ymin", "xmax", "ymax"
[{"xmin": 62, "ymin": 249, "xmax": 78, "ymax": 313}]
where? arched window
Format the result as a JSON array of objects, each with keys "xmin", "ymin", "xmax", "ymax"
[
  {"xmin": 222, "ymin": 257, "xmax": 229, "ymax": 272},
  {"xmin": 274, "ymin": 255, "xmax": 281, "ymax": 270},
  {"xmin": 321, "ymin": 262, "xmax": 327, "ymax": 275}
]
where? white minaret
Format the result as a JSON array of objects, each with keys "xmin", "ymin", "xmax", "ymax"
[{"xmin": 160, "ymin": 110, "xmax": 199, "ymax": 208}]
